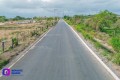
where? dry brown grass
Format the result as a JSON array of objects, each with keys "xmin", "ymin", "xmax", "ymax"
[{"xmin": 0, "ymin": 19, "xmax": 54, "ymax": 61}]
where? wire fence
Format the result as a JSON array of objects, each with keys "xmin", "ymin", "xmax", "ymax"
[{"xmin": 0, "ymin": 25, "xmax": 52, "ymax": 54}]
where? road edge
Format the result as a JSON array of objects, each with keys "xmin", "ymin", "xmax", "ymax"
[{"xmin": 64, "ymin": 20, "xmax": 120, "ymax": 80}]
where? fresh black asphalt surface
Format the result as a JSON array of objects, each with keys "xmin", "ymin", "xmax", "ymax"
[{"xmin": 0, "ymin": 20, "xmax": 114, "ymax": 80}]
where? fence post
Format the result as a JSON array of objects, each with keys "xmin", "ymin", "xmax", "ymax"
[
  {"xmin": 11, "ymin": 38, "xmax": 14, "ymax": 48},
  {"xmin": 2, "ymin": 41, "xmax": 5, "ymax": 52},
  {"xmin": 52, "ymin": 23, "xmax": 54, "ymax": 26},
  {"xmin": 42, "ymin": 27, "xmax": 43, "ymax": 31},
  {"xmin": 47, "ymin": 25, "xmax": 48, "ymax": 29}
]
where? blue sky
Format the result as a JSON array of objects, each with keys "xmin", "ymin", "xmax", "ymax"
[{"xmin": 0, "ymin": 0, "xmax": 120, "ymax": 18}]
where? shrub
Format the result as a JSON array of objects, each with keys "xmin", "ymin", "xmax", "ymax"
[
  {"xmin": 12, "ymin": 37, "xmax": 18, "ymax": 47},
  {"xmin": 30, "ymin": 30, "xmax": 39, "ymax": 37},
  {"xmin": 0, "ymin": 60, "xmax": 9, "ymax": 69},
  {"xmin": 76, "ymin": 25, "xmax": 82, "ymax": 32}
]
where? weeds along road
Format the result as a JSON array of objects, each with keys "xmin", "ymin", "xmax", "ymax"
[{"xmin": 0, "ymin": 19, "xmax": 114, "ymax": 80}]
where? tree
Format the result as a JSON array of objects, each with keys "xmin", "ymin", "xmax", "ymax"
[
  {"xmin": 93, "ymin": 10, "xmax": 117, "ymax": 31},
  {"xmin": 0, "ymin": 16, "xmax": 8, "ymax": 22},
  {"xmin": 64, "ymin": 15, "xmax": 71, "ymax": 20},
  {"xmin": 13, "ymin": 16, "xmax": 26, "ymax": 21}
]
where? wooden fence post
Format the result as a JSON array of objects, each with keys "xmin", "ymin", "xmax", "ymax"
[
  {"xmin": 42, "ymin": 27, "xmax": 43, "ymax": 31},
  {"xmin": 2, "ymin": 41, "xmax": 5, "ymax": 52},
  {"xmin": 47, "ymin": 25, "xmax": 48, "ymax": 29},
  {"xmin": 11, "ymin": 38, "xmax": 14, "ymax": 48}
]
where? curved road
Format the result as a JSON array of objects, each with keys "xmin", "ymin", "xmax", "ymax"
[{"xmin": 0, "ymin": 20, "xmax": 114, "ymax": 80}]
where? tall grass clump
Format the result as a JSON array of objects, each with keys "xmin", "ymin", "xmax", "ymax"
[
  {"xmin": 12, "ymin": 37, "xmax": 19, "ymax": 46},
  {"xmin": 109, "ymin": 37, "xmax": 120, "ymax": 52},
  {"xmin": 0, "ymin": 60, "xmax": 9, "ymax": 69},
  {"xmin": 112, "ymin": 53, "xmax": 120, "ymax": 65}
]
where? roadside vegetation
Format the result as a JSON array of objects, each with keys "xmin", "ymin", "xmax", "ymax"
[
  {"xmin": 64, "ymin": 10, "xmax": 120, "ymax": 65},
  {"xmin": 0, "ymin": 16, "xmax": 58, "ymax": 69}
]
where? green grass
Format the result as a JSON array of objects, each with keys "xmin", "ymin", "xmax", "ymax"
[
  {"xmin": 101, "ymin": 50, "xmax": 109, "ymax": 57},
  {"xmin": 0, "ymin": 48, "xmax": 2, "ymax": 54},
  {"xmin": 112, "ymin": 53, "xmax": 120, "ymax": 65},
  {"xmin": 109, "ymin": 37, "xmax": 120, "ymax": 52},
  {"xmin": 65, "ymin": 19, "xmax": 120, "ymax": 65},
  {"xmin": 0, "ymin": 60, "xmax": 9, "ymax": 69},
  {"xmin": 101, "ymin": 50, "xmax": 113, "ymax": 60}
]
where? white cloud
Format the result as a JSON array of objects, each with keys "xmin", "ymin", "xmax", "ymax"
[
  {"xmin": 0, "ymin": 0, "xmax": 120, "ymax": 17},
  {"xmin": 41, "ymin": 0, "xmax": 53, "ymax": 3},
  {"xmin": 27, "ymin": 0, "xmax": 32, "ymax": 2}
]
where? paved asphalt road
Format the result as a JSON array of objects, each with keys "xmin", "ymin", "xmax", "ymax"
[{"xmin": 0, "ymin": 20, "xmax": 114, "ymax": 80}]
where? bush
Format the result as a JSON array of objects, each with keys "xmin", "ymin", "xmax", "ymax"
[
  {"xmin": 93, "ymin": 10, "xmax": 117, "ymax": 31},
  {"xmin": 0, "ymin": 60, "xmax": 9, "ymax": 69},
  {"xmin": 109, "ymin": 37, "xmax": 120, "ymax": 52},
  {"xmin": 75, "ymin": 24, "xmax": 93, "ymax": 40},
  {"xmin": 30, "ymin": 30, "xmax": 39, "ymax": 37},
  {"xmin": 12, "ymin": 37, "xmax": 18, "ymax": 46},
  {"xmin": 75, "ymin": 24, "xmax": 86, "ymax": 32},
  {"xmin": 76, "ymin": 25, "xmax": 82, "ymax": 32}
]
